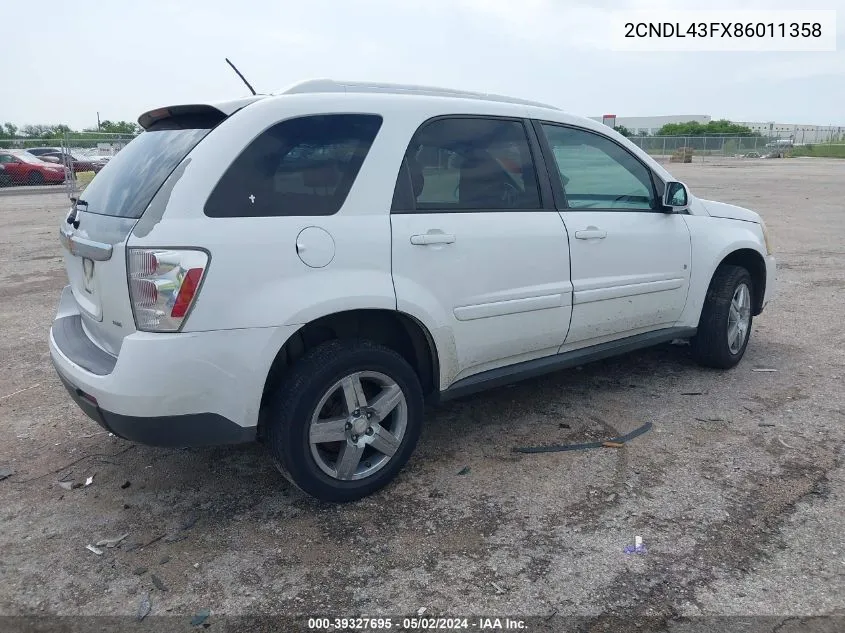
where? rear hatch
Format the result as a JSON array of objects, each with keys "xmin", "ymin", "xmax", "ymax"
[{"xmin": 59, "ymin": 105, "xmax": 237, "ymax": 356}]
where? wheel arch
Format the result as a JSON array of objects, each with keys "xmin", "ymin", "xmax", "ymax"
[
  {"xmin": 259, "ymin": 309, "xmax": 440, "ymax": 434},
  {"xmin": 714, "ymin": 248, "xmax": 767, "ymax": 315}
]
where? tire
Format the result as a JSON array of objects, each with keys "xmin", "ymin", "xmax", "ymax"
[
  {"xmin": 265, "ymin": 339, "xmax": 424, "ymax": 502},
  {"xmin": 27, "ymin": 171, "xmax": 44, "ymax": 186},
  {"xmin": 692, "ymin": 265, "xmax": 754, "ymax": 369}
]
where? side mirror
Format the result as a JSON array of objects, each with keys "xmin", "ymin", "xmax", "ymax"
[{"xmin": 662, "ymin": 181, "xmax": 689, "ymax": 212}]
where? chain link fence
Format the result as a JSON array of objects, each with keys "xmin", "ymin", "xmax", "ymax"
[
  {"xmin": 0, "ymin": 131, "xmax": 135, "ymax": 195},
  {"xmin": 624, "ymin": 135, "xmax": 843, "ymax": 163}
]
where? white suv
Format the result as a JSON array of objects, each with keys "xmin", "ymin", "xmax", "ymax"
[{"xmin": 50, "ymin": 80, "xmax": 776, "ymax": 501}]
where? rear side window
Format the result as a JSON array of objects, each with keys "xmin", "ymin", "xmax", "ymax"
[
  {"xmin": 205, "ymin": 114, "xmax": 382, "ymax": 218},
  {"xmin": 395, "ymin": 117, "xmax": 541, "ymax": 212},
  {"xmin": 79, "ymin": 113, "xmax": 222, "ymax": 219}
]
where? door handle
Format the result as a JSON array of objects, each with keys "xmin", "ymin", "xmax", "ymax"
[
  {"xmin": 574, "ymin": 227, "xmax": 607, "ymax": 240},
  {"xmin": 410, "ymin": 232, "xmax": 456, "ymax": 246}
]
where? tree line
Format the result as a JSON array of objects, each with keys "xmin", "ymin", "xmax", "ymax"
[
  {"xmin": 1, "ymin": 120, "xmax": 141, "ymax": 139},
  {"xmin": 614, "ymin": 119, "xmax": 756, "ymax": 138}
]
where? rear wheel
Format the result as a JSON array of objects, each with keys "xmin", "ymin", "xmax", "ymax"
[
  {"xmin": 265, "ymin": 339, "xmax": 424, "ymax": 502},
  {"xmin": 27, "ymin": 171, "xmax": 44, "ymax": 186},
  {"xmin": 692, "ymin": 265, "xmax": 753, "ymax": 369}
]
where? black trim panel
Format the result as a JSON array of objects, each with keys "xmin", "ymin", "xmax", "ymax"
[
  {"xmin": 54, "ymin": 369, "xmax": 256, "ymax": 448},
  {"xmin": 52, "ymin": 315, "xmax": 117, "ymax": 376},
  {"xmin": 440, "ymin": 326, "xmax": 697, "ymax": 401}
]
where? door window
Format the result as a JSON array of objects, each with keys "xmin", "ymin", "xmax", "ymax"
[
  {"xmin": 394, "ymin": 117, "xmax": 541, "ymax": 212},
  {"xmin": 541, "ymin": 124, "xmax": 656, "ymax": 211}
]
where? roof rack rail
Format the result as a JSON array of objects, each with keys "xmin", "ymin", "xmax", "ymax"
[{"xmin": 276, "ymin": 79, "xmax": 560, "ymax": 110}]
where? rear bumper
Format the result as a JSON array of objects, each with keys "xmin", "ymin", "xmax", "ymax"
[
  {"xmin": 54, "ymin": 369, "xmax": 255, "ymax": 447},
  {"xmin": 49, "ymin": 285, "xmax": 296, "ymax": 447}
]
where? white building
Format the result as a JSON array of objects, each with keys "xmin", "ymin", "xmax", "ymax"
[
  {"xmin": 591, "ymin": 114, "xmax": 843, "ymax": 143},
  {"xmin": 735, "ymin": 122, "xmax": 843, "ymax": 144}
]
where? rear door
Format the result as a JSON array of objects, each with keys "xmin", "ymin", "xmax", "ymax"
[
  {"xmin": 59, "ymin": 111, "xmax": 224, "ymax": 354},
  {"xmin": 391, "ymin": 116, "xmax": 572, "ymax": 383},
  {"xmin": 535, "ymin": 122, "xmax": 691, "ymax": 348}
]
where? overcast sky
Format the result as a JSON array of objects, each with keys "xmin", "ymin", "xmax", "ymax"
[{"xmin": 2, "ymin": 0, "xmax": 843, "ymax": 130}]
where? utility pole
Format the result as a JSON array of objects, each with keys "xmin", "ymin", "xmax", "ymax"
[{"xmin": 97, "ymin": 112, "xmax": 101, "ymax": 132}]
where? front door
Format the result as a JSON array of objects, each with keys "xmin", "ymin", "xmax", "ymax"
[
  {"xmin": 391, "ymin": 116, "xmax": 573, "ymax": 383},
  {"xmin": 536, "ymin": 122, "xmax": 691, "ymax": 348}
]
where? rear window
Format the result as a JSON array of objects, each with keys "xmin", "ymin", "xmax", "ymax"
[
  {"xmin": 204, "ymin": 114, "xmax": 383, "ymax": 218},
  {"xmin": 79, "ymin": 113, "xmax": 222, "ymax": 219}
]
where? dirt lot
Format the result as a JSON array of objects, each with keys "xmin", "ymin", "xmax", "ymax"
[{"xmin": 1, "ymin": 158, "xmax": 844, "ymax": 631}]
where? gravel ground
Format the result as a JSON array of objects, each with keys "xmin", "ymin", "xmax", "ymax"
[{"xmin": 0, "ymin": 158, "xmax": 843, "ymax": 631}]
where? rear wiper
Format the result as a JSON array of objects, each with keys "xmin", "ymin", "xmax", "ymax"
[{"xmin": 67, "ymin": 198, "xmax": 87, "ymax": 228}]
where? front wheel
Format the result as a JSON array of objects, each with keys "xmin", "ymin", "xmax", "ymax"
[
  {"xmin": 265, "ymin": 339, "xmax": 424, "ymax": 502},
  {"xmin": 692, "ymin": 265, "xmax": 754, "ymax": 369}
]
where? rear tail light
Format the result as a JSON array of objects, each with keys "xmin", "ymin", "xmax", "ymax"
[{"xmin": 127, "ymin": 248, "xmax": 209, "ymax": 332}]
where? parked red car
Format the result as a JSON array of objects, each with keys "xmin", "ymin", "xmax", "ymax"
[{"xmin": 0, "ymin": 151, "xmax": 67, "ymax": 185}]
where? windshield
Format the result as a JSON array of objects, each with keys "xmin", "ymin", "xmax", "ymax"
[{"xmin": 78, "ymin": 115, "xmax": 219, "ymax": 218}]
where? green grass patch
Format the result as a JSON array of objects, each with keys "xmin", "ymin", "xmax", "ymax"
[
  {"xmin": 791, "ymin": 144, "xmax": 845, "ymax": 158},
  {"xmin": 75, "ymin": 171, "xmax": 96, "ymax": 186}
]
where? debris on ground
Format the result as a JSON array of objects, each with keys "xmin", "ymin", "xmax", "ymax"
[
  {"xmin": 752, "ymin": 368, "xmax": 778, "ymax": 372},
  {"xmin": 57, "ymin": 481, "xmax": 76, "ymax": 491},
  {"xmin": 137, "ymin": 594, "xmax": 152, "ymax": 622},
  {"xmin": 695, "ymin": 417, "xmax": 725, "ymax": 423},
  {"xmin": 0, "ymin": 467, "xmax": 13, "ymax": 481},
  {"xmin": 490, "ymin": 581, "xmax": 507, "ymax": 594},
  {"xmin": 133, "ymin": 567, "xmax": 148, "ymax": 576},
  {"xmin": 163, "ymin": 533, "xmax": 188, "ymax": 544},
  {"xmin": 558, "ymin": 423, "xmax": 571, "ymax": 429},
  {"xmin": 680, "ymin": 392, "xmax": 703, "ymax": 396},
  {"xmin": 191, "ymin": 608, "xmax": 211, "ymax": 627},
  {"xmin": 180, "ymin": 515, "xmax": 199, "ymax": 531},
  {"xmin": 120, "ymin": 481, "xmax": 131, "ymax": 489},
  {"xmin": 96, "ymin": 533, "xmax": 129, "ymax": 548},
  {"xmin": 623, "ymin": 535, "xmax": 647, "ymax": 555},
  {"xmin": 139, "ymin": 534, "xmax": 166, "ymax": 549},
  {"xmin": 151, "ymin": 574, "xmax": 169, "ymax": 592},
  {"xmin": 514, "ymin": 421, "xmax": 652, "ymax": 454},
  {"xmin": 417, "ymin": 607, "xmax": 427, "ymax": 616},
  {"xmin": 457, "ymin": 466, "xmax": 471, "ymax": 475},
  {"xmin": 0, "ymin": 384, "xmax": 40, "ymax": 401},
  {"xmin": 85, "ymin": 544, "xmax": 104, "ymax": 556},
  {"xmin": 159, "ymin": 556, "xmax": 170, "ymax": 565},
  {"xmin": 84, "ymin": 475, "xmax": 94, "ymax": 487},
  {"xmin": 758, "ymin": 423, "xmax": 776, "ymax": 427},
  {"xmin": 778, "ymin": 437, "xmax": 796, "ymax": 450}
]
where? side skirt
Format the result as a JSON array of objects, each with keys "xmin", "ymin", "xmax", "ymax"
[{"xmin": 439, "ymin": 326, "xmax": 697, "ymax": 402}]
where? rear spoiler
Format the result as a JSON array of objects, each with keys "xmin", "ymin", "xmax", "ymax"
[{"xmin": 137, "ymin": 96, "xmax": 264, "ymax": 130}]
